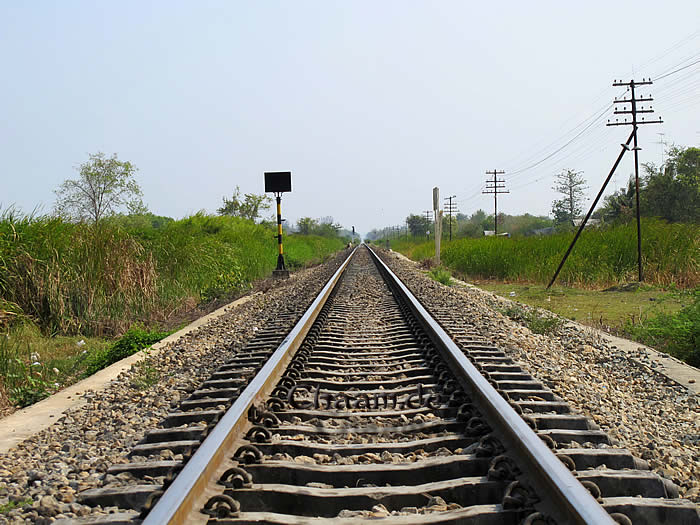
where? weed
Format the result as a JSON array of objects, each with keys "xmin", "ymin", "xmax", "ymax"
[
  {"xmin": 0, "ymin": 498, "xmax": 33, "ymax": 514},
  {"xmin": 499, "ymin": 304, "xmax": 564, "ymax": 336},
  {"xmin": 81, "ymin": 327, "xmax": 169, "ymax": 377},
  {"xmin": 624, "ymin": 290, "xmax": 700, "ymax": 367},
  {"xmin": 428, "ymin": 267, "xmax": 452, "ymax": 286},
  {"xmin": 130, "ymin": 358, "xmax": 160, "ymax": 390}
]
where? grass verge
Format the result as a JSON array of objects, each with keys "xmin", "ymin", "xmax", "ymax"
[
  {"xmin": 391, "ymin": 219, "xmax": 699, "ymax": 288},
  {"xmin": 0, "ymin": 211, "xmax": 347, "ymax": 412},
  {"xmin": 476, "ymin": 280, "xmax": 698, "ymax": 366}
]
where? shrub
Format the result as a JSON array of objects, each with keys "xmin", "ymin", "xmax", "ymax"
[
  {"xmin": 625, "ymin": 291, "xmax": 700, "ymax": 367},
  {"xmin": 428, "ymin": 267, "xmax": 453, "ymax": 286},
  {"xmin": 81, "ymin": 326, "xmax": 169, "ymax": 377}
]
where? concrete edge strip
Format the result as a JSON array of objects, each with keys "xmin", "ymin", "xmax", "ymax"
[
  {"xmin": 387, "ymin": 249, "xmax": 700, "ymax": 395},
  {"xmin": 0, "ymin": 291, "xmax": 262, "ymax": 454}
]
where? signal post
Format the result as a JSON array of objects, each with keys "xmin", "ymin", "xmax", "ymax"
[{"xmin": 264, "ymin": 171, "xmax": 292, "ymax": 278}]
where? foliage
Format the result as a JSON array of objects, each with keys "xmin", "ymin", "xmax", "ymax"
[
  {"xmin": 428, "ymin": 267, "xmax": 452, "ymax": 286},
  {"xmin": 295, "ymin": 217, "xmax": 342, "ymax": 237},
  {"xmin": 217, "ymin": 186, "xmax": 272, "ymax": 221},
  {"xmin": 200, "ymin": 261, "xmax": 246, "ymax": 303},
  {"xmin": 0, "ymin": 498, "xmax": 33, "ymax": 514},
  {"xmin": 625, "ymin": 290, "xmax": 700, "ymax": 367},
  {"xmin": 499, "ymin": 304, "xmax": 565, "ymax": 335},
  {"xmin": 130, "ymin": 357, "xmax": 161, "ymax": 390},
  {"xmin": 642, "ymin": 146, "xmax": 699, "ymax": 223},
  {"xmin": 598, "ymin": 177, "xmax": 636, "ymax": 223},
  {"xmin": 598, "ymin": 146, "xmax": 699, "ymax": 224},
  {"xmin": 406, "ymin": 214, "xmax": 431, "ymax": 237},
  {"xmin": 284, "ymin": 234, "xmax": 346, "ymax": 269},
  {"xmin": 551, "ymin": 169, "xmax": 587, "ymax": 226},
  {"xmin": 392, "ymin": 219, "xmax": 699, "ymax": 288},
  {"xmin": 54, "ymin": 152, "xmax": 145, "ymax": 223},
  {"xmin": 0, "ymin": 323, "xmax": 108, "ymax": 407},
  {"xmin": 0, "ymin": 211, "xmax": 158, "ymax": 336},
  {"xmin": 81, "ymin": 326, "xmax": 169, "ymax": 377},
  {"xmin": 0, "ymin": 210, "xmax": 345, "ymax": 337}
]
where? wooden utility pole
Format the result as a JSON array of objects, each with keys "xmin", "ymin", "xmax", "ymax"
[
  {"xmin": 483, "ymin": 170, "xmax": 508, "ymax": 235},
  {"xmin": 433, "ymin": 187, "xmax": 441, "ymax": 265},
  {"xmin": 607, "ymin": 78, "xmax": 662, "ymax": 281}
]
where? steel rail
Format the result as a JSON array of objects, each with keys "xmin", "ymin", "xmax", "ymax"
[
  {"xmin": 367, "ymin": 245, "xmax": 615, "ymax": 524},
  {"xmin": 143, "ymin": 247, "xmax": 358, "ymax": 525}
]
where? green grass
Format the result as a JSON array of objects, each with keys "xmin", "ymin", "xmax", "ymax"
[
  {"xmin": 130, "ymin": 356, "xmax": 161, "ymax": 390},
  {"xmin": 0, "ymin": 210, "xmax": 346, "ymax": 409},
  {"xmin": 428, "ymin": 267, "xmax": 453, "ymax": 286},
  {"xmin": 81, "ymin": 326, "xmax": 170, "ymax": 377},
  {"xmin": 498, "ymin": 303, "xmax": 565, "ymax": 336},
  {"xmin": 0, "ymin": 498, "xmax": 33, "ymax": 514},
  {"xmin": 392, "ymin": 219, "xmax": 699, "ymax": 288},
  {"xmin": 0, "ymin": 324, "xmax": 108, "ymax": 406},
  {"xmin": 625, "ymin": 290, "xmax": 700, "ymax": 367},
  {"xmin": 0, "ymin": 211, "xmax": 345, "ymax": 336},
  {"xmin": 0, "ymin": 324, "xmax": 166, "ymax": 407},
  {"xmin": 477, "ymin": 281, "xmax": 698, "ymax": 365}
]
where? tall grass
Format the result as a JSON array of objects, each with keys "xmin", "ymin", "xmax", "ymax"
[
  {"xmin": 0, "ymin": 210, "xmax": 345, "ymax": 337},
  {"xmin": 391, "ymin": 220, "xmax": 699, "ymax": 288}
]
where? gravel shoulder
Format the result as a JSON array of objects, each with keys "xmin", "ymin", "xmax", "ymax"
[
  {"xmin": 379, "ymin": 248, "xmax": 700, "ymax": 503},
  {"xmin": 0, "ymin": 251, "xmax": 349, "ymax": 524}
]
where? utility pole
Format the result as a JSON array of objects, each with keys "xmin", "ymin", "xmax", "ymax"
[
  {"xmin": 483, "ymin": 170, "xmax": 508, "ymax": 235},
  {"xmin": 656, "ymin": 132, "xmax": 667, "ymax": 166},
  {"xmin": 405, "ymin": 218, "xmax": 409, "ymax": 240},
  {"xmin": 607, "ymin": 78, "xmax": 662, "ymax": 282},
  {"xmin": 433, "ymin": 187, "xmax": 441, "ymax": 265},
  {"xmin": 423, "ymin": 210, "xmax": 433, "ymax": 241},
  {"xmin": 444, "ymin": 195, "xmax": 458, "ymax": 241}
]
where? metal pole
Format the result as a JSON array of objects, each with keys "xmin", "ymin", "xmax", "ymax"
[
  {"xmin": 630, "ymin": 81, "xmax": 643, "ymax": 282},
  {"xmin": 274, "ymin": 194, "xmax": 288, "ymax": 277},
  {"xmin": 547, "ymin": 131, "xmax": 634, "ymax": 289}
]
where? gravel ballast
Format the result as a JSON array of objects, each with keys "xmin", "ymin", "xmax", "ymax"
[{"xmin": 377, "ymin": 248, "xmax": 699, "ymax": 504}]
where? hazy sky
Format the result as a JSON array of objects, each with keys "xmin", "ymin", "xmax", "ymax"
[{"xmin": 2, "ymin": 1, "xmax": 699, "ymax": 235}]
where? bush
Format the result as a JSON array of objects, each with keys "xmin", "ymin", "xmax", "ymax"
[
  {"xmin": 81, "ymin": 326, "xmax": 169, "ymax": 377},
  {"xmin": 428, "ymin": 267, "xmax": 453, "ymax": 286},
  {"xmin": 0, "ymin": 211, "xmax": 346, "ymax": 336},
  {"xmin": 625, "ymin": 291, "xmax": 700, "ymax": 367},
  {"xmin": 500, "ymin": 304, "xmax": 565, "ymax": 336}
]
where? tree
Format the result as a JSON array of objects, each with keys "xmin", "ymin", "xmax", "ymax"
[
  {"xmin": 597, "ymin": 176, "xmax": 636, "ymax": 223},
  {"xmin": 296, "ymin": 217, "xmax": 318, "ymax": 235},
  {"xmin": 406, "ymin": 214, "xmax": 429, "ymax": 237},
  {"xmin": 218, "ymin": 186, "xmax": 272, "ymax": 221},
  {"xmin": 642, "ymin": 146, "xmax": 699, "ymax": 223},
  {"xmin": 54, "ymin": 152, "xmax": 145, "ymax": 223},
  {"xmin": 551, "ymin": 169, "xmax": 587, "ymax": 226}
]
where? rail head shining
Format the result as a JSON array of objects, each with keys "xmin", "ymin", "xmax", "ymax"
[
  {"xmin": 143, "ymin": 247, "xmax": 357, "ymax": 525},
  {"xmin": 367, "ymin": 245, "xmax": 614, "ymax": 525}
]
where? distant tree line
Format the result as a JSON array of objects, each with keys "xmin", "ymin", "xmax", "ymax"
[{"xmin": 595, "ymin": 145, "xmax": 699, "ymax": 224}]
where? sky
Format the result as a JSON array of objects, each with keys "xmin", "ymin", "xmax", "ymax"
[{"xmin": 2, "ymin": 1, "xmax": 699, "ymax": 236}]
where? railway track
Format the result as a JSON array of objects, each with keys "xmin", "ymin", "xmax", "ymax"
[{"xmin": 73, "ymin": 246, "xmax": 699, "ymax": 524}]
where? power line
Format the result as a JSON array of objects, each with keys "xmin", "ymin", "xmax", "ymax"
[
  {"xmin": 507, "ymin": 104, "xmax": 612, "ymax": 177},
  {"xmin": 654, "ymin": 57, "xmax": 700, "ymax": 81}
]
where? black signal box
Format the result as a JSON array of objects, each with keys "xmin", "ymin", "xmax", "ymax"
[{"xmin": 264, "ymin": 172, "xmax": 292, "ymax": 193}]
